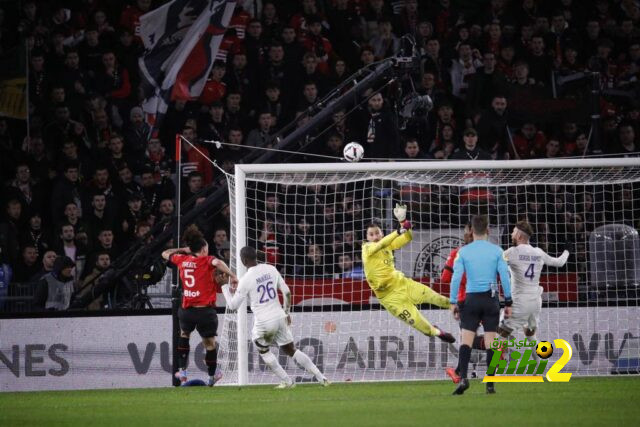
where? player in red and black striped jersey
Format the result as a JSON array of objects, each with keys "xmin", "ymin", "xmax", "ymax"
[
  {"xmin": 440, "ymin": 224, "xmax": 490, "ymax": 384},
  {"xmin": 162, "ymin": 225, "xmax": 237, "ymax": 386}
]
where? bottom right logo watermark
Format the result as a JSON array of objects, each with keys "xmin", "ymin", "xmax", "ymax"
[{"xmin": 483, "ymin": 338, "xmax": 573, "ymax": 382}]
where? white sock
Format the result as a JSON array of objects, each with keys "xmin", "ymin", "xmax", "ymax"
[
  {"xmin": 260, "ymin": 351, "xmax": 291, "ymax": 383},
  {"xmin": 293, "ymin": 350, "xmax": 325, "ymax": 382}
]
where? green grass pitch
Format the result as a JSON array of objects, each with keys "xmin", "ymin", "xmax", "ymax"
[{"xmin": 1, "ymin": 377, "xmax": 638, "ymax": 426}]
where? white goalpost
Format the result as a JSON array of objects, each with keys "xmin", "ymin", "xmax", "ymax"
[{"xmin": 217, "ymin": 158, "xmax": 640, "ymax": 385}]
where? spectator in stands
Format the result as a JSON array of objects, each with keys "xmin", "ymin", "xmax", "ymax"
[
  {"xmin": 357, "ymin": 91, "xmax": 400, "ymax": 158},
  {"xmin": 370, "ymin": 18, "xmax": 400, "ymax": 59},
  {"xmin": 611, "ymin": 122, "xmax": 638, "ymax": 156},
  {"xmin": 0, "ymin": 199, "xmax": 24, "ymax": 265},
  {"xmin": 402, "ymin": 137, "xmax": 429, "ymax": 159},
  {"xmin": 61, "ymin": 203, "xmax": 89, "ymax": 251},
  {"xmin": 301, "ymin": 15, "xmax": 333, "ymax": 75},
  {"xmin": 34, "ymin": 255, "xmax": 76, "ymax": 311},
  {"xmin": 24, "ymin": 135, "xmax": 51, "ymax": 186},
  {"xmin": 575, "ymin": 131, "xmax": 593, "ymax": 157},
  {"xmin": 199, "ymin": 61, "xmax": 228, "ymax": 105},
  {"xmin": 429, "ymin": 123, "xmax": 456, "ymax": 159},
  {"xmin": 211, "ymin": 228, "xmax": 229, "ymax": 259},
  {"xmin": 157, "ymin": 198, "xmax": 175, "ymax": 225},
  {"xmin": 13, "ymin": 245, "xmax": 40, "ymax": 282},
  {"xmin": 55, "ymin": 223, "xmax": 86, "ymax": 281},
  {"xmin": 123, "ymin": 106, "xmax": 150, "ymax": 160},
  {"xmin": 450, "ymin": 43, "xmax": 483, "ymax": 101},
  {"xmin": 466, "ymin": 51, "xmax": 508, "ymax": 117},
  {"xmin": 322, "ymin": 133, "xmax": 345, "ymax": 159},
  {"xmin": 95, "ymin": 49, "xmax": 132, "ymax": 115},
  {"xmin": 30, "ymin": 250, "xmax": 56, "ymax": 282},
  {"xmin": 184, "ymin": 171, "xmax": 205, "ymax": 201},
  {"xmin": 20, "ymin": 212, "xmax": 51, "ymax": 257},
  {"xmin": 511, "ymin": 121, "xmax": 547, "ymax": 159},
  {"xmin": 91, "ymin": 228, "xmax": 119, "ymax": 264},
  {"xmin": 246, "ymin": 111, "xmax": 275, "ymax": 148},
  {"xmin": 450, "ymin": 128, "xmax": 491, "ymax": 160},
  {"xmin": 121, "ymin": 193, "xmax": 148, "ymax": 244},
  {"xmin": 180, "ymin": 126, "xmax": 214, "ymax": 185},
  {"xmin": 336, "ymin": 253, "xmax": 365, "ymax": 279},
  {"xmin": 140, "ymin": 167, "xmax": 170, "ymax": 215},
  {"xmin": 527, "ymin": 34, "xmax": 553, "ymax": 86},
  {"xmin": 475, "ymin": 94, "xmax": 510, "ymax": 157},
  {"xmin": 77, "ymin": 251, "xmax": 111, "ymax": 310},
  {"xmin": 304, "ymin": 243, "xmax": 328, "ymax": 277},
  {"xmin": 115, "ymin": 164, "xmax": 141, "ymax": 202},
  {"xmin": 543, "ymin": 138, "xmax": 563, "ymax": 159},
  {"xmin": 5, "ymin": 162, "xmax": 45, "ymax": 216}
]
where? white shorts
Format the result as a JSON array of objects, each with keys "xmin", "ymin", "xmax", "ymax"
[
  {"xmin": 252, "ymin": 317, "xmax": 294, "ymax": 349},
  {"xmin": 500, "ymin": 294, "xmax": 542, "ymax": 333}
]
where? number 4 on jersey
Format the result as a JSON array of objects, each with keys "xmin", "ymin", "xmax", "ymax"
[{"xmin": 525, "ymin": 263, "xmax": 535, "ymax": 280}]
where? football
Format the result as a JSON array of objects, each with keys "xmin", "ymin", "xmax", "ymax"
[
  {"xmin": 343, "ymin": 142, "xmax": 365, "ymax": 162},
  {"xmin": 536, "ymin": 341, "xmax": 554, "ymax": 359}
]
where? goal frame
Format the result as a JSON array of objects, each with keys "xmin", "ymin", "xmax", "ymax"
[{"xmin": 232, "ymin": 158, "xmax": 640, "ymax": 385}]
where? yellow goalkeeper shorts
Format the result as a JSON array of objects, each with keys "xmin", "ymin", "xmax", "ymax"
[{"xmin": 378, "ymin": 277, "xmax": 450, "ymax": 336}]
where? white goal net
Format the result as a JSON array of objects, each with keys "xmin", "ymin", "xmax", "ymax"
[{"xmin": 217, "ymin": 159, "xmax": 640, "ymax": 385}]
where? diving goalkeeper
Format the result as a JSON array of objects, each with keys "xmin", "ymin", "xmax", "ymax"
[{"xmin": 362, "ymin": 204, "xmax": 455, "ymax": 343}]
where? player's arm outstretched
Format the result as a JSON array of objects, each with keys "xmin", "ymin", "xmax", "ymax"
[
  {"xmin": 211, "ymin": 258, "xmax": 238, "ymax": 284},
  {"xmin": 161, "ymin": 247, "xmax": 191, "ymax": 261},
  {"xmin": 364, "ymin": 204, "xmax": 413, "ymax": 255},
  {"xmin": 222, "ymin": 278, "xmax": 247, "ymax": 310},
  {"xmin": 389, "ymin": 203, "xmax": 413, "ymax": 249},
  {"xmin": 539, "ymin": 248, "xmax": 570, "ymax": 267}
]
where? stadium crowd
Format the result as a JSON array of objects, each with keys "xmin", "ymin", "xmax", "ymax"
[{"xmin": 0, "ymin": 0, "xmax": 639, "ymax": 311}]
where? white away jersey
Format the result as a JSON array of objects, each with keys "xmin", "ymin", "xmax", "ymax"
[
  {"xmin": 503, "ymin": 244, "xmax": 569, "ymax": 296},
  {"xmin": 233, "ymin": 264, "xmax": 288, "ymax": 324}
]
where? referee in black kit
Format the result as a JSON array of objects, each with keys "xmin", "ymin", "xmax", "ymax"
[{"xmin": 448, "ymin": 215, "xmax": 513, "ymax": 395}]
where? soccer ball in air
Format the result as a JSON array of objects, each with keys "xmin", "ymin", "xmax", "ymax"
[
  {"xmin": 536, "ymin": 341, "xmax": 554, "ymax": 359},
  {"xmin": 343, "ymin": 142, "xmax": 365, "ymax": 162}
]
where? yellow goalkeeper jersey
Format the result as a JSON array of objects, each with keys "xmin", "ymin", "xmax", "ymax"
[{"xmin": 362, "ymin": 230, "xmax": 413, "ymax": 298}]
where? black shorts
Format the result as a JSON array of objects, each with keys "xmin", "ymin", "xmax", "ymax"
[
  {"xmin": 178, "ymin": 306, "xmax": 218, "ymax": 338},
  {"xmin": 460, "ymin": 291, "xmax": 500, "ymax": 332}
]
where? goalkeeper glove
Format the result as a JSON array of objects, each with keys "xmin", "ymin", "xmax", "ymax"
[
  {"xmin": 397, "ymin": 220, "xmax": 412, "ymax": 234},
  {"xmin": 393, "ymin": 203, "xmax": 407, "ymax": 222}
]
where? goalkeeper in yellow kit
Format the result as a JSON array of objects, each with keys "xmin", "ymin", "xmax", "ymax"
[{"xmin": 362, "ymin": 204, "xmax": 456, "ymax": 343}]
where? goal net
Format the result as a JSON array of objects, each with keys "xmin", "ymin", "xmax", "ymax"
[{"xmin": 217, "ymin": 159, "xmax": 640, "ymax": 385}]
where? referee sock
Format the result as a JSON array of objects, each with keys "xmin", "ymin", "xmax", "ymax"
[
  {"xmin": 205, "ymin": 346, "xmax": 218, "ymax": 377},
  {"xmin": 486, "ymin": 349, "xmax": 496, "ymax": 376},
  {"xmin": 293, "ymin": 350, "xmax": 325, "ymax": 382},
  {"xmin": 177, "ymin": 336, "xmax": 190, "ymax": 370},
  {"xmin": 458, "ymin": 345, "xmax": 472, "ymax": 379},
  {"xmin": 473, "ymin": 335, "xmax": 486, "ymax": 350},
  {"xmin": 260, "ymin": 351, "xmax": 291, "ymax": 384}
]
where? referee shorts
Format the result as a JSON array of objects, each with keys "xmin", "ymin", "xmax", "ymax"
[
  {"xmin": 460, "ymin": 291, "xmax": 500, "ymax": 332},
  {"xmin": 178, "ymin": 306, "xmax": 218, "ymax": 338}
]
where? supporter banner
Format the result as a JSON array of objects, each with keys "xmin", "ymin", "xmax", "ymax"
[
  {"xmin": 0, "ymin": 77, "xmax": 27, "ymax": 120},
  {"xmin": 2, "ymin": 308, "xmax": 638, "ymax": 391},
  {"xmin": 138, "ymin": 0, "xmax": 235, "ymax": 127}
]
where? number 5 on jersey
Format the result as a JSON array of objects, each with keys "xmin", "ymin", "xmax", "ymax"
[{"xmin": 184, "ymin": 269, "xmax": 195, "ymax": 287}]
